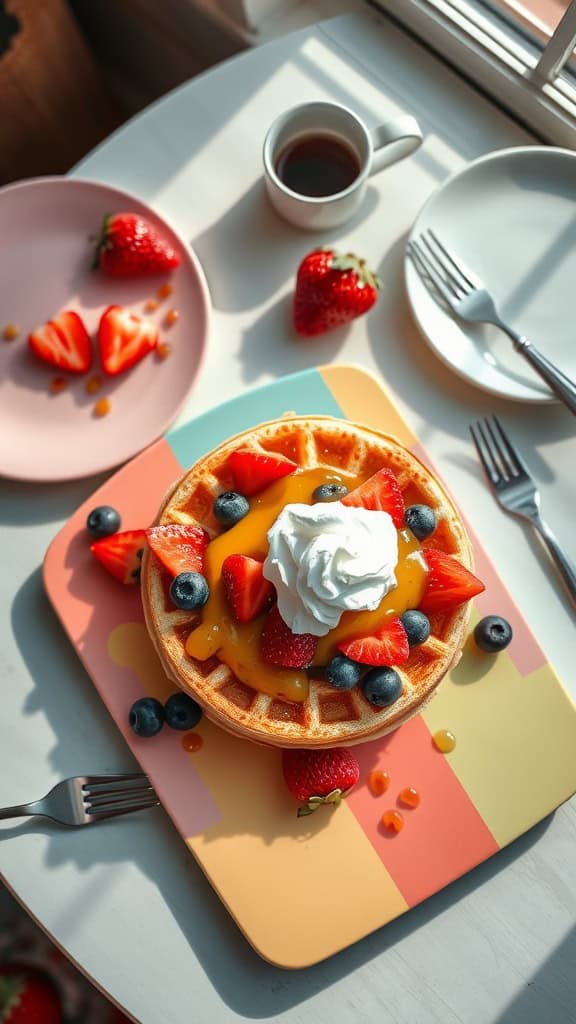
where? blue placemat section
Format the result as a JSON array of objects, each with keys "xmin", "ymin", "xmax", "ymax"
[{"xmin": 165, "ymin": 368, "xmax": 344, "ymax": 469}]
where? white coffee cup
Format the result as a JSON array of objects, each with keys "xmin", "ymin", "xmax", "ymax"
[{"xmin": 263, "ymin": 100, "xmax": 423, "ymax": 231}]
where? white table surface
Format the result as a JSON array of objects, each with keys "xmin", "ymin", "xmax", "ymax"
[{"xmin": 2, "ymin": 10, "xmax": 576, "ymax": 1024}]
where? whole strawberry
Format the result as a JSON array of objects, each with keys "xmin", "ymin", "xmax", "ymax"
[
  {"xmin": 94, "ymin": 212, "xmax": 181, "ymax": 277},
  {"xmin": 293, "ymin": 247, "xmax": 379, "ymax": 337},
  {"xmin": 0, "ymin": 963, "xmax": 62, "ymax": 1023},
  {"xmin": 282, "ymin": 747, "xmax": 360, "ymax": 816}
]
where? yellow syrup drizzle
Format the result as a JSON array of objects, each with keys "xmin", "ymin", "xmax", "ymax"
[{"xmin": 185, "ymin": 467, "xmax": 427, "ymax": 702}]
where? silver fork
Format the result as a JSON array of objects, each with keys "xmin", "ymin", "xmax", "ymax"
[
  {"xmin": 408, "ymin": 229, "xmax": 576, "ymax": 416},
  {"xmin": 0, "ymin": 773, "xmax": 159, "ymax": 827},
  {"xmin": 470, "ymin": 415, "xmax": 576, "ymax": 605}
]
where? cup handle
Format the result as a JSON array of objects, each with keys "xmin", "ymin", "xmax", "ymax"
[{"xmin": 369, "ymin": 115, "xmax": 423, "ymax": 175}]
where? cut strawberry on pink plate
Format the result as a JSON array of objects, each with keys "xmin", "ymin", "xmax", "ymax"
[
  {"xmin": 98, "ymin": 305, "xmax": 158, "ymax": 376},
  {"xmin": 28, "ymin": 310, "xmax": 92, "ymax": 373},
  {"xmin": 0, "ymin": 177, "xmax": 209, "ymax": 483}
]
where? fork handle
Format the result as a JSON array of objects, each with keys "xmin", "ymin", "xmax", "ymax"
[
  {"xmin": 0, "ymin": 800, "xmax": 43, "ymax": 821},
  {"xmin": 508, "ymin": 331, "xmax": 576, "ymax": 416},
  {"xmin": 531, "ymin": 514, "xmax": 576, "ymax": 605}
]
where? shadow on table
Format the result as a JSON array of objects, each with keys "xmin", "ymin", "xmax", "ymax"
[
  {"xmin": 7, "ymin": 567, "xmax": 557, "ymax": 1020},
  {"xmin": 0, "ymin": 472, "xmax": 108, "ymax": 528},
  {"xmin": 189, "ymin": 177, "xmax": 381, "ymax": 315}
]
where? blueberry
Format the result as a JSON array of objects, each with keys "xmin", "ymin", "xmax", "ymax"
[
  {"xmin": 312, "ymin": 483, "xmax": 349, "ymax": 503},
  {"xmin": 325, "ymin": 653, "xmax": 363, "ymax": 690},
  {"xmin": 362, "ymin": 668, "xmax": 403, "ymax": 707},
  {"xmin": 474, "ymin": 615, "xmax": 513, "ymax": 653},
  {"xmin": 404, "ymin": 504, "xmax": 437, "ymax": 540},
  {"xmin": 86, "ymin": 505, "xmax": 121, "ymax": 539},
  {"xmin": 165, "ymin": 692, "xmax": 203, "ymax": 730},
  {"xmin": 169, "ymin": 572, "xmax": 209, "ymax": 610},
  {"xmin": 400, "ymin": 609, "xmax": 431, "ymax": 647},
  {"xmin": 129, "ymin": 697, "xmax": 165, "ymax": 738},
  {"xmin": 213, "ymin": 491, "xmax": 250, "ymax": 526}
]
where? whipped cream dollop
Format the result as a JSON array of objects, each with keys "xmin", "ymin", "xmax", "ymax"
[{"xmin": 263, "ymin": 501, "xmax": 399, "ymax": 637}]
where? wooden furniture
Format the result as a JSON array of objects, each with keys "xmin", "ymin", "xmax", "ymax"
[{"xmin": 0, "ymin": 0, "xmax": 120, "ymax": 184}]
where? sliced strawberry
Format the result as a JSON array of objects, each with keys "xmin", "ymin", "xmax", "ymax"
[
  {"xmin": 91, "ymin": 529, "xmax": 147, "ymax": 584},
  {"xmin": 419, "ymin": 548, "xmax": 485, "ymax": 613},
  {"xmin": 228, "ymin": 450, "xmax": 297, "ymax": 497},
  {"xmin": 222, "ymin": 554, "xmax": 274, "ymax": 623},
  {"xmin": 146, "ymin": 524, "xmax": 209, "ymax": 577},
  {"xmin": 98, "ymin": 305, "xmax": 158, "ymax": 376},
  {"xmin": 338, "ymin": 616, "xmax": 410, "ymax": 666},
  {"xmin": 28, "ymin": 310, "xmax": 92, "ymax": 373},
  {"xmin": 342, "ymin": 468, "xmax": 404, "ymax": 527},
  {"xmin": 260, "ymin": 606, "xmax": 317, "ymax": 668}
]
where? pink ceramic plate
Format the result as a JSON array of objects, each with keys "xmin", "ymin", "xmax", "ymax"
[{"xmin": 0, "ymin": 177, "xmax": 210, "ymax": 482}]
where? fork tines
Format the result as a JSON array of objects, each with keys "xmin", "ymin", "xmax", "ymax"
[
  {"xmin": 82, "ymin": 774, "xmax": 158, "ymax": 818},
  {"xmin": 469, "ymin": 415, "xmax": 529, "ymax": 484}
]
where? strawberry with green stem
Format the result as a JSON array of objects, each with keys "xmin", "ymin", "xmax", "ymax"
[
  {"xmin": 293, "ymin": 247, "xmax": 380, "ymax": 337},
  {"xmin": 282, "ymin": 747, "xmax": 360, "ymax": 816}
]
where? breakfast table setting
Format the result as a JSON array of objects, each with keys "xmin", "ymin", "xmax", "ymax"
[{"xmin": 1, "ymin": 9, "xmax": 576, "ymax": 1024}]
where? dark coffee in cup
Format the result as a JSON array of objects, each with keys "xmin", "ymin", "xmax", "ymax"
[{"xmin": 274, "ymin": 133, "xmax": 361, "ymax": 198}]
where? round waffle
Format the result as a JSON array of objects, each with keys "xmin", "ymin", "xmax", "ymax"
[{"xmin": 141, "ymin": 416, "xmax": 474, "ymax": 747}]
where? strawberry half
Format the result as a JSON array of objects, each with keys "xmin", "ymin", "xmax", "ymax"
[
  {"xmin": 260, "ymin": 606, "xmax": 317, "ymax": 668},
  {"xmin": 228, "ymin": 449, "xmax": 298, "ymax": 497},
  {"xmin": 28, "ymin": 310, "xmax": 92, "ymax": 373},
  {"xmin": 146, "ymin": 524, "xmax": 209, "ymax": 577},
  {"xmin": 98, "ymin": 305, "xmax": 158, "ymax": 376},
  {"xmin": 222, "ymin": 554, "xmax": 274, "ymax": 623},
  {"xmin": 338, "ymin": 616, "xmax": 410, "ymax": 666},
  {"xmin": 0, "ymin": 963, "xmax": 63, "ymax": 1024},
  {"xmin": 293, "ymin": 247, "xmax": 379, "ymax": 337},
  {"xmin": 91, "ymin": 529, "xmax": 147, "ymax": 584},
  {"xmin": 342, "ymin": 467, "xmax": 405, "ymax": 527},
  {"xmin": 282, "ymin": 747, "xmax": 360, "ymax": 816},
  {"xmin": 419, "ymin": 547, "xmax": 485, "ymax": 613},
  {"xmin": 94, "ymin": 212, "xmax": 181, "ymax": 277}
]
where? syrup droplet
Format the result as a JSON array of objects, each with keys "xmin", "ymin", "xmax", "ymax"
[
  {"xmin": 94, "ymin": 397, "xmax": 111, "ymax": 417},
  {"xmin": 2, "ymin": 323, "xmax": 19, "ymax": 341},
  {"xmin": 49, "ymin": 376, "xmax": 67, "ymax": 393},
  {"xmin": 156, "ymin": 341, "xmax": 171, "ymax": 359},
  {"xmin": 182, "ymin": 732, "xmax": 203, "ymax": 753},
  {"xmin": 157, "ymin": 282, "xmax": 174, "ymax": 300},
  {"xmin": 165, "ymin": 308, "xmax": 179, "ymax": 326},
  {"xmin": 367, "ymin": 770, "xmax": 390, "ymax": 796},
  {"xmin": 144, "ymin": 299, "xmax": 159, "ymax": 312},
  {"xmin": 399, "ymin": 786, "xmax": 421, "ymax": 808},
  {"xmin": 433, "ymin": 729, "xmax": 456, "ymax": 753},
  {"xmin": 381, "ymin": 809, "xmax": 404, "ymax": 833}
]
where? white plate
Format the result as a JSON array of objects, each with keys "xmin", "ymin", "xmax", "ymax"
[{"xmin": 405, "ymin": 146, "xmax": 576, "ymax": 403}]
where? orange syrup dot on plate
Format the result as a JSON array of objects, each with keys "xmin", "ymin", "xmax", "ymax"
[
  {"xmin": 381, "ymin": 809, "xmax": 404, "ymax": 833},
  {"xmin": 432, "ymin": 729, "xmax": 456, "ymax": 753},
  {"xmin": 165, "ymin": 308, "xmax": 179, "ymax": 326},
  {"xmin": 367, "ymin": 770, "xmax": 390, "ymax": 796},
  {"xmin": 398, "ymin": 786, "xmax": 421, "ymax": 808},
  {"xmin": 182, "ymin": 732, "xmax": 203, "ymax": 753},
  {"xmin": 94, "ymin": 397, "xmax": 111, "ymax": 417},
  {"xmin": 144, "ymin": 299, "xmax": 159, "ymax": 312},
  {"xmin": 49, "ymin": 376, "xmax": 68, "ymax": 393},
  {"xmin": 157, "ymin": 282, "xmax": 174, "ymax": 300},
  {"xmin": 2, "ymin": 323, "xmax": 19, "ymax": 341},
  {"xmin": 156, "ymin": 341, "xmax": 171, "ymax": 359},
  {"xmin": 85, "ymin": 374, "xmax": 103, "ymax": 394}
]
